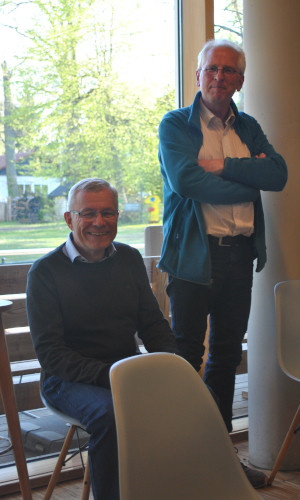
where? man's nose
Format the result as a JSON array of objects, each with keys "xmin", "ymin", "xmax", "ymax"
[
  {"xmin": 214, "ymin": 68, "xmax": 225, "ymax": 79},
  {"xmin": 94, "ymin": 212, "xmax": 105, "ymax": 224}
]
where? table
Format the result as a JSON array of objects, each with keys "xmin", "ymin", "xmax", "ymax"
[{"xmin": 0, "ymin": 300, "xmax": 32, "ymax": 499}]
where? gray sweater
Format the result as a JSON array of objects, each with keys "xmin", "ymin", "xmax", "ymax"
[{"xmin": 27, "ymin": 241, "xmax": 179, "ymax": 388}]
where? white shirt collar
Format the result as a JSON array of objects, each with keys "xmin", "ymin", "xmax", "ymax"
[
  {"xmin": 63, "ymin": 233, "xmax": 116, "ymax": 263},
  {"xmin": 199, "ymin": 98, "xmax": 235, "ymax": 128}
]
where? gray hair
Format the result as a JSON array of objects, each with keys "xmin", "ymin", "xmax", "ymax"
[
  {"xmin": 197, "ymin": 39, "xmax": 246, "ymax": 75},
  {"xmin": 67, "ymin": 178, "xmax": 118, "ymax": 210}
]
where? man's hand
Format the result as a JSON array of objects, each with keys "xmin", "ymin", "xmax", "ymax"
[
  {"xmin": 198, "ymin": 158, "xmax": 224, "ymax": 175},
  {"xmin": 255, "ymin": 153, "xmax": 266, "ymax": 159}
]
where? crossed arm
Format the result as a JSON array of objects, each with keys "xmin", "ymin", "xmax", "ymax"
[
  {"xmin": 159, "ymin": 109, "xmax": 288, "ymax": 203},
  {"xmin": 199, "ymin": 153, "xmax": 267, "ymax": 176}
]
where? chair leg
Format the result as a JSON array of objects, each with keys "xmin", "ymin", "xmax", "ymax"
[
  {"xmin": 268, "ymin": 404, "xmax": 300, "ymax": 485},
  {"xmin": 44, "ymin": 425, "xmax": 76, "ymax": 500},
  {"xmin": 81, "ymin": 459, "xmax": 90, "ymax": 500}
]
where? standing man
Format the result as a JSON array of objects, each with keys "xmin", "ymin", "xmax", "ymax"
[
  {"xmin": 158, "ymin": 39, "xmax": 287, "ymax": 488},
  {"xmin": 27, "ymin": 178, "xmax": 180, "ymax": 500}
]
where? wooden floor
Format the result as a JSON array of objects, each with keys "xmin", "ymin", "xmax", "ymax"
[
  {"xmin": 2, "ymin": 441, "xmax": 300, "ymax": 500},
  {"xmin": 1, "ymin": 481, "xmax": 93, "ymax": 499},
  {"xmin": 237, "ymin": 440, "xmax": 300, "ymax": 500},
  {"xmin": 1, "ymin": 436, "xmax": 300, "ymax": 499}
]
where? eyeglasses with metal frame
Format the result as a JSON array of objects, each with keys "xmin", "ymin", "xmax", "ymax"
[
  {"xmin": 70, "ymin": 209, "xmax": 120, "ymax": 220},
  {"xmin": 200, "ymin": 65, "xmax": 241, "ymax": 76}
]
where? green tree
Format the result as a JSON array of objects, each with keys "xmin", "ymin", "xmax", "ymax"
[
  {"xmin": 1, "ymin": 0, "xmax": 175, "ymax": 204},
  {"xmin": 1, "ymin": 61, "xmax": 18, "ymax": 197}
]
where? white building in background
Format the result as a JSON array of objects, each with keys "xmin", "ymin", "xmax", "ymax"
[
  {"xmin": 0, "ymin": 154, "xmax": 66, "ymax": 221},
  {"xmin": 0, "ymin": 174, "xmax": 60, "ymax": 202},
  {"xmin": 0, "ymin": 153, "xmax": 60, "ymax": 202}
]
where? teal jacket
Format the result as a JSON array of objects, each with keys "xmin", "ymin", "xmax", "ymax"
[{"xmin": 158, "ymin": 91, "xmax": 288, "ymax": 284}]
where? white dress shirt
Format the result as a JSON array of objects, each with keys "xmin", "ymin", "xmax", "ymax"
[{"xmin": 199, "ymin": 99, "xmax": 254, "ymax": 237}]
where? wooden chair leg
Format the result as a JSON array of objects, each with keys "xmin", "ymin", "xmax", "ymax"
[
  {"xmin": 44, "ymin": 425, "xmax": 76, "ymax": 500},
  {"xmin": 0, "ymin": 308, "xmax": 32, "ymax": 500},
  {"xmin": 81, "ymin": 459, "xmax": 90, "ymax": 500},
  {"xmin": 268, "ymin": 404, "xmax": 300, "ymax": 485}
]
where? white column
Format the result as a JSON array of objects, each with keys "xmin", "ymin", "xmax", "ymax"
[{"xmin": 244, "ymin": 0, "xmax": 300, "ymax": 469}]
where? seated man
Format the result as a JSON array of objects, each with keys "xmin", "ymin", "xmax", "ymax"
[{"xmin": 26, "ymin": 178, "xmax": 180, "ymax": 500}]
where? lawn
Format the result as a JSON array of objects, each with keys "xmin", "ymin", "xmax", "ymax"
[{"xmin": 0, "ymin": 220, "xmax": 148, "ymax": 264}]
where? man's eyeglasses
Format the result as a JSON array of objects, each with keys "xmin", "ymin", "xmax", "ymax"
[
  {"xmin": 70, "ymin": 209, "xmax": 120, "ymax": 220},
  {"xmin": 200, "ymin": 66, "xmax": 241, "ymax": 77}
]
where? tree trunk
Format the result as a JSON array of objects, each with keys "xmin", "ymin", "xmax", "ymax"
[{"xmin": 2, "ymin": 61, "xmax": 18, "ymax": 198}]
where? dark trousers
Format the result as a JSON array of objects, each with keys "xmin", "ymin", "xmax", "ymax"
[
  {"xmin": 167, "ymin": 236, "xmax": 254, "ymax": 432},
  {"xmin": 43, "ymin": 376, "xmax": 119, "ymax": 500}
]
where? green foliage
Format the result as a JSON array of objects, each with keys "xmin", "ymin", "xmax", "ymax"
[
  {"xmin": 1, "ymin": 0, "xmax": 175, "ymax": 203},
  {"xmin": 38, "ymin": 195, "xmax": 57, "ymax": 222}
]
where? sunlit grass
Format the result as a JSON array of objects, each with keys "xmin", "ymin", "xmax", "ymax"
[{"xmin": 0, "ymin": 220, "xmax": 150, "ymax": 263}]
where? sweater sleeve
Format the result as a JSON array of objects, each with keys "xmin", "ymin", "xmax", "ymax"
[
  {"xmin": 26, "ymin": 258, "xmax": 111, "ymax": 388},
  {"xmin": 159, "ymin": 113, "xmax": 260, "ymax": 205},
  {"xmin": 222, "ymin": 115, "xmax": 288, "ymax": 191}
]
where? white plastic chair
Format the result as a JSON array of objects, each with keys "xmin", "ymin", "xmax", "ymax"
[
  {"xmin": 268, "ymin": 280, "xmax": 300, "ymax": 485},
  {"xmin": 110, "ymin": 352, "xmax": 260, "ymax": 500}
]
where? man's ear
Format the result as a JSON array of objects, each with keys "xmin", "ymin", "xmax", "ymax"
[
  {"xmin": 237, "ymin": 74, "xmax": 244, "ymax": 92},
  {"xmin": 64, "ymin": 212, "xmax": 73, "ymax": 230},
  {"xmin": 196, "ymin": 69, "xmax": 201, "ymax": 87}
]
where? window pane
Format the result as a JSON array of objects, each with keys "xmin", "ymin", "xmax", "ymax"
[
  {"xmin": 214, "ymin": 0, "xmax": 244, "ymax": 109},
  {"xmin": 0, "ymin": 0, "xmax": 175, "ymax": 263}
]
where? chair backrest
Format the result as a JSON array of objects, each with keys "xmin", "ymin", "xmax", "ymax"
[
  {"xmin": 274, "ymin": 280, "xmax": 300, "ymax": 382},
  {"xmin": 110, "ymin": 353, "xmax": 260, "ymax": 500},
  {"xmin": 144, "ymin": 225, "xmax": 163, "ymax": 257}
]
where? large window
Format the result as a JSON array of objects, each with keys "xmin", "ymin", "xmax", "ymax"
[{"xmin": 0, "ymin": 0, "xmax": 176, "ymax": 262}]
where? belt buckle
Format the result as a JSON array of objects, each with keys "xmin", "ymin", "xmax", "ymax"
[{"xmin": 218, "ymin": 237, "xmax": 231, "ymax": 247}]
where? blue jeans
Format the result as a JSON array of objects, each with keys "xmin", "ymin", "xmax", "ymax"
[
  {"xmin": 43, "ymin": 376, "xmax": 119, "ymax": 500},
  {"xmin": 167, "ymin": 237, "xmax": 254, "ymax": 432}
]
